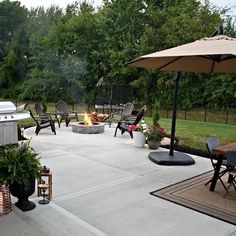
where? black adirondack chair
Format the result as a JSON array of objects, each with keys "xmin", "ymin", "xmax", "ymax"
[
  {"xmin": 30, "ymin": 110, "xmax": 56, "ymax": 135},
  {"xmin": 114, "ymin": 107, "xmax": 145, "ymax": 138}
]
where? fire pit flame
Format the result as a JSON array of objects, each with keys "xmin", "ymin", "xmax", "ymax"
[{"xmin": 84, "ymin": 113, "xmax": 92, "ymax": 126}]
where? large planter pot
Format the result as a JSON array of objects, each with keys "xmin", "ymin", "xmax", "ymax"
[
  {"xmin": 133, "ymin": 131, "xmax": 146, "ymax": 148},
  {"xmin": 10, "ymin": 177, "xmax": 36, "ymax": 211},
  {"xmin": 147, "ymin": 139, "xmax": 160, "ymax": 150}
]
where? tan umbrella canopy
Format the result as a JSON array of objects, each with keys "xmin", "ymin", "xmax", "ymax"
[
  {"xmin": 126, "ymin": 35, "xmax": 236, "ymax": 73},
  {"xmin": 125, "ymin": 34, "xmax": 236, "ymax": 166}
]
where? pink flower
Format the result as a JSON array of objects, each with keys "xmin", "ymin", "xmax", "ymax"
[{"xmin": 129, "ymin": 125, "xmax": 138, "ymax": 132}]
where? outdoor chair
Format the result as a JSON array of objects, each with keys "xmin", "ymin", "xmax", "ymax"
[
  {"xmin": 205, "ymin": 137, "xmax": 229, "ymax": 190},
  {"xmin": 120, "ymin": 102, "xmax": 134, "ymax": 121},
  {"xmin": 35, "ymin": 102, "xmax": 60, "ymax": 127},
  {"xmin": 34, "ymin": 102, "xmax": 45, "ymax": 116},
  {"xmin": 29, "ymin": 110, "xmax": 56, "ymax": 135},
  {"xmin": 114, "ymin": 107, "xmax": 145, "ymax": 138},
  {"xmin": 16, "ymin": 103, "xmax": 28, "ymax": 112},
  {"xmin": 55, "ymin": 100, "xmax": 78, "ymax": 127},
  {"xmin": 224, "ymin": 150, "xmax": 236, "ymax": 195}
]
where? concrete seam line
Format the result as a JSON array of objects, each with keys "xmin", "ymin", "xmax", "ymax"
[
  {"xmin": 54, "ymin": 175, "xmax": 141, "ymax": 202},
  {"xmin": 50, "ymin": 202, "xmax": 109, "ymax": 236}
]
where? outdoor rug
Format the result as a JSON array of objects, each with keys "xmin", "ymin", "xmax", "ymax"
[{"xmin": 150, "ymin": 171, "xmax": 236, "ymax": 225}]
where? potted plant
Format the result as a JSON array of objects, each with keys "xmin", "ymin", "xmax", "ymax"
[
  {"xmin": 0, "ymin": 142, "xmax": 42, "ymax": 211},
  {"xmin": 129, "ymin": 120, "xmax": 148, "ymax": 148},
  {"xmin": 146, "ymin": 124, "xmax": 167, "ymax": 149}
]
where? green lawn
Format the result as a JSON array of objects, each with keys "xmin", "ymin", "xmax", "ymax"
[{"xmin": 145, "ymin": 117, "xmax": 236, "ymax": 152}]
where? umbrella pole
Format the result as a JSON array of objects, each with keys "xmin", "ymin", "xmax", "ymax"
[
  {"xmin": 149, "ymin": 71, "xmax": 194, "ymax": 165},
  {"xmin": 169, "ymin": 72, "xmax": 181, "ymax": 156}
]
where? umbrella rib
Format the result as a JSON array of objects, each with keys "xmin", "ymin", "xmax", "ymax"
[
  {"xmin": 124, "ymin": 58, "xmax": 146, "ymax": 66},
  {"xmin": 158, "ymin": 56, "xmax": 182, "ymax": 70},
  {"xmin": 219, "ymin": 55, "xmax": 236, "ymax": 62},
  {"xmin": 200, "ymin": 55, "xmax": 236, "ymax": 62}
]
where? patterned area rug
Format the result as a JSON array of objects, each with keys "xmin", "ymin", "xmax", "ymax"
[{"xmin": 150, "ymin": 171, "xmax": 236, "ymax": 225}]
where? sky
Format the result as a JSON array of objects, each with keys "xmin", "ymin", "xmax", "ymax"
[
  {"xmin": 14, "ymin": 0, "xmax": 236, "ymax": 13},
  {"xmin": 14, "ymin": 0, "xmax": 236, "ymax": 18}
]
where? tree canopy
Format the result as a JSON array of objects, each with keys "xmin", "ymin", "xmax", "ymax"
[{"xmin": 0, "ymin": 0, "xmax": 235, "ymax": 110}]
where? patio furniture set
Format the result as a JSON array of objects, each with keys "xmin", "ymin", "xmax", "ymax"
[{"xmin": 30, "ymin": 100, "xmax": 147, "ymax": 138}]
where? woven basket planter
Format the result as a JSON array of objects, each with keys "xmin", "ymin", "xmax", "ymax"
[{"xmin": 0, "ymin": 181, "xmax": 12, "ymax": 216}]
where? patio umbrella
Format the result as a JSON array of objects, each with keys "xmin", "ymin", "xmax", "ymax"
[
  {"xmin": 125, "ymin": 34, "xmax": 236, "ymax": 165},
  {"xmin": 126, "ymin": 35, "xmax": 236, "ymax": 73}
]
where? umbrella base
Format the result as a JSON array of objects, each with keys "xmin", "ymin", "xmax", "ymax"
[{"xmin": 149, "ymin": 151, "xmax": 195, "ymax": 166}]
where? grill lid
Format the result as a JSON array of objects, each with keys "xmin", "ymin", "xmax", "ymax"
[{"xmin": 0, "ymin": 101, "xmax": 16, "ymax": 114}]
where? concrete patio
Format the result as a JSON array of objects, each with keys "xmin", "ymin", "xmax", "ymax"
[{"xmin": 0, "ymin": 123, "xmax": 235, "ymax": 236}]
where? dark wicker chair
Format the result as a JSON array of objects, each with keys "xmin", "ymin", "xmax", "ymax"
[
  {"xmin": 55, "ymin": 101, "xmax": 78, "ymax": 127},
  {"xmin": 30, "ymin": 110, "xmax": 56, "ymax": 135},
  {"xmin": 114, "ymin": 107, "xmax": 145, "ymax": 138}
]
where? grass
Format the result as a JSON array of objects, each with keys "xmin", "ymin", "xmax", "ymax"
[{"xmin": 145, "ymin": 117, "xmax": 236, "ymax": 152}]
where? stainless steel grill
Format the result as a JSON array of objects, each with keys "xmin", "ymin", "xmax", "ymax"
[{"xmin": 0, "ymin": 101, "xmax": 30, "ymax": 146}]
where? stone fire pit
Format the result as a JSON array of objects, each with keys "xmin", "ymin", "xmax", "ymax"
[{"xmin": 72, "ymin": 122, "xmax": 105, "ymax": 134}]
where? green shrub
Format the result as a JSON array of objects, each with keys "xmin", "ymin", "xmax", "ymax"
[
  {"xmin": 152, "ymin": 100, "xmax": 161, "ymax": 125},
  {"xmin": 0, "ymin": 142, "xmax": 42, "ymax": 190}
]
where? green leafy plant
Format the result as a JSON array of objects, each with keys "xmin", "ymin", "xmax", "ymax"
[
  {"xmin": 145, "ymin": 124, "xmax": 167, "ymax": 142},
  {"xmin": 0, "ymin": 142, "xmax": 42, "ymax": 190}
]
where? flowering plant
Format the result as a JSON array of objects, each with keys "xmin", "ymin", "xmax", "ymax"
[
  {"xmin": 129, "ymin": 120, "xmax": 148, "ymax": 134},
  {"xmin": 145, "ymin": 124, "xmax": 167, "ymax": 142}
]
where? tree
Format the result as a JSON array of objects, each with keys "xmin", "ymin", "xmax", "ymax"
[
  {"xmin": 0, "ymin": 0, "xmax": 235, "ymax": 110},
  {"xmin": 98, "ymin": 0, "xmax": 146, "ymax": 83},
  {"xmin": 0, "ymin": 0, "xmax": 28, "ymax": 59},
  {"xmin": 19, "ymin": 6, "xmax": 64, "ymax": 102},
  {"xmin": 0, "ymin": 0, "xmax": 28, "ymax": 98},
  {"xmin": 49, "ymin": 1, "xmax": 103, "ymax": 105},
  {"xmin": 0, "ymin": 49, "xmax": 18, "ymax": 89},
  {"xmin": 19, "ymin": 67, "xmax": 60, "ymax": 102}
]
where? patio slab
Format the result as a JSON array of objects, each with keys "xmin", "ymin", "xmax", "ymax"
[{"xmin": 0, "ymin": 123, "xmax": 235, "ymax": 236}]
